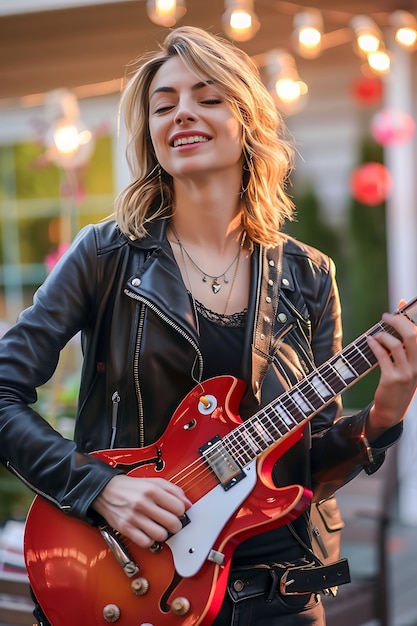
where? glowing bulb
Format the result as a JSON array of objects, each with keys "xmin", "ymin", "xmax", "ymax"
[
  {"xmin": 274, "ymin": 79, "xmax": 302, "ymax": 104},
  {"xmin": 54, "ymin": 125, "xmax": 81, "ymax": 155},
  {"xmin": 390, "ymin": 10, "xmax": 417, "ymax": 49},
  {"xmin": 351, "ymin": 15, "xmax": 383, "ymax": 58},
  {"xmin": 293, "ymin": 9, "xmax": 323, "ymax": 59},
  {"xmin": 396, "ymin": 27, "xmax": 417, "ymax": 48},
  {"xmin": 230, "ymin": 10, "xmax": 252, "ymax": 31},
  {"xmin": 357, "ymin": 33, "xmax": 380, "ymax": 54},
  {"xmin": 368, "ymin": 50, "xmax": 391, "ymax": 74},
  {"xmin": 146, "ymin": 0, "xmax": 186, "ymax": 27},
  {"xmin": 222, "ymin": 0, "xmax": 259, "ymax": 42},
  {"xmin": 299, "ymin": 27, "xmax": 321, "ymax": 48}
]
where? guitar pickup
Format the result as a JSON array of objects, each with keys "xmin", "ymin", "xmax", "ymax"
[{"xmin": 199, "ymin": 435, "xmax": 246, "ymax": 490}]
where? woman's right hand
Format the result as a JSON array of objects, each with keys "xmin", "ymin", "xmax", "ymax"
[{"xmin": 92, "ymin": 474, "xmax": 192, "ymax": 548}]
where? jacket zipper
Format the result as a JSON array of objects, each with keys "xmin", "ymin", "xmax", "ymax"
[
  {"xmin": 6, "ymin": 461, "xmax": 67, "ymax": 510},
  {"xmin": 312, "ymin": 524, "xmax": 329, "ymax": 558},
  {"xmin": 110, "ymin": 391, "xmax": 120, "ymax": 449},
  {"xmin": 125, "ymin": 288, "xmax": 204, "ymax": 448}
]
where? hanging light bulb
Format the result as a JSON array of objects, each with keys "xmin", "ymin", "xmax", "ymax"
[
  {"xmin": 43, "ymin": 89, "xmax": 95, "ymax": 170},
  {"xmin": 222, "ymin": 0, "xmax": 260, "ymax": 42},
  {"xmin": 390, "ymin": 10, "xmax": 417, "ymax": 49},
  {"xmin": 367, "ymin": 48, "xmax": 391, "ymax": 74},
  {"xmin": 146, "ymin": 0, "xmax": 187, "ymax": 28},
  {"xmin": 265, "ymin": 49, "xmax": 308, "ymax": 115},
  {"xmin": 350, "ymin": 15, "xmax": 383, "ymax": 56},
  {"xmin": 53, "ymin": 122, "xmax": 93, "ymax": 156},
  {"xmin": 293, "ymin": 9, "xmax": 323, "ymax": 59}
]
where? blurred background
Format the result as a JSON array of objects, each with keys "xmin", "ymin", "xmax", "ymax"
[{"xmin": 1, "ymin": 2, "xmax": 417, "ymax": 624}]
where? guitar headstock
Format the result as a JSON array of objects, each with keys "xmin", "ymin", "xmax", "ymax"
[{"xmin": 399, "ymin": 297, "xmax": 417, "ymax": 326}]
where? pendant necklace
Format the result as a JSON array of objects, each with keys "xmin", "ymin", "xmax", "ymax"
[{"xmin": 170, "ymin": 225, "xmax": 245, "ymax": 295}]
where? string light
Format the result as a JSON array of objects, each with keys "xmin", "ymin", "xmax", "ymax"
[
  {"xmin": 146, "ymin": 0, "xmax": 187, "ymax": 28},
  {"xmin": 390, "ymin": 10, "xmax": 417, "ymax": 49},
  {"xmin": 265, "ymin": 49, "xmax": 308, "ymax": 114},
  {"xmin": 293, "ymin": 9, "xmax": 323, "ymax": 59},
  {"xmin": 140, "ymin": 2, "xmax": 417, "ymax": 93},
  {"xmin": 43, "ymin": 89, "xmax": 95, "ymax": 170},
  {"xmin": 350, "ymin": 15, "xmax": 383, "ymax": 56},
  {"xmin": 367, "ymin": 49, "xmax": 391, "ymax": 74},
  {"xmin": 222, "ymin": 0, "xmax": 260, "ymax": 42}
]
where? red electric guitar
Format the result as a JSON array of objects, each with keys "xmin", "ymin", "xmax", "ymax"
[{"xmin": 24, "ymin": 298, "xmax": 417, "ymax": 626}]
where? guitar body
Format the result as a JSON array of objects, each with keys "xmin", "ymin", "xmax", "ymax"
[{"xmin": 24, "ymin": 376, "xmax": 311, "ymax": 626}]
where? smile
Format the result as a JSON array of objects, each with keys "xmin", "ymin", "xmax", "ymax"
[{"xmin": 172, "ymin": 135, "xmax": 209, "ymax": 148}]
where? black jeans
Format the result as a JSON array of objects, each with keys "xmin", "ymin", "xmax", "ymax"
[{"xmin": 212, "ymin": 565, "xmax": 325, "ymax": 626}]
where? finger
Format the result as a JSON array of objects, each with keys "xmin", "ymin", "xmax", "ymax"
[
  {"xmin": 383, "ymin": 313, "xmax": 417, "ymax": 356},
  {"xmin": 154, "ymin": 478, "xmax": 192, "ymax": 509}
]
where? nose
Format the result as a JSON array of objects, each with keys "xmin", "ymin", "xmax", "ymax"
[{"xmin": 174, "ymin": 98, "xmax": 196, "ymax": 125}]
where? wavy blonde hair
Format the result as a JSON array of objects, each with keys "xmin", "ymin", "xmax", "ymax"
[{"xmin": 114, "ymin": 26, "xmax": 295, "ymax": 246}]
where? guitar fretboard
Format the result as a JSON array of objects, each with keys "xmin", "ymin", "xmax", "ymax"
[{"xmin": 208, "ymin": 318, "xmax": 405, "ymax": 470}]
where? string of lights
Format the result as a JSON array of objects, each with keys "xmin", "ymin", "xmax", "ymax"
[{"xmin": 145, "ymin": 1, "xmax": 417, "ymax": 112}]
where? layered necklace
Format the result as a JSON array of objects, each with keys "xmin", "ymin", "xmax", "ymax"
[{"xmin": 170, "ymin": 225, "xmax": 246, "ymax": 295}]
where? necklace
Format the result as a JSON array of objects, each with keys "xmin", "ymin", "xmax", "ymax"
[
  {"xmin": 170, "ymin": 225, "xmax": 244, "ymax": 294},
  {"xmin": 171, "ymin": 226, "xmax": 245, "ymax": 316}
]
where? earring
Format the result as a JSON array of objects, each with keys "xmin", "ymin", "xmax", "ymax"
[{"xmin": 241, "ymin": 151, "xmax": 253, "ymax": 197}]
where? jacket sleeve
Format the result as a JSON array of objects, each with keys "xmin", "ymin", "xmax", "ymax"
[
  {"xmin": 305, "ymin": 254, "xmax": 402, "ymax": 500},
  {"xmin": 0, "ymin": 225, "xmax": 121, "ymax": 522}
]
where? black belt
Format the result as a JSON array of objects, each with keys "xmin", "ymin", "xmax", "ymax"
[
  {"xmin": 228, "ymin": 559, "xmax": 350, "ymax": 602},
  {"xmin": 280, "ymin": 559, "xmax": 350, "ymax": 595}
]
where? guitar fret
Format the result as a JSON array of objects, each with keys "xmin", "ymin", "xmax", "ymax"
[
  {"xmin": 228, "ymin": 429, "xmax": 255, "ymax": 465},
  {"xmin": 249, "ymin": 420, "xmax": 270, "ymax": 450},
  {"xmin": 320, "ymin": 362, "xmax": 349, "ymax": 395},
  {"xmin": 254, "ymin": 419, "xmax": 274, "ymax": 446},
  {"xmin": 281, "ymin": 395, "xmax": 307, "ymax": 423},
  {"xmin": 301, "ymin": 375, "xmax": 332, "ymax": 410},
  {"xmin": 263, "ymin": 407, "xmax": 288, "ymax": 438},
  {"xmin": 291, "ymin": 389, "xmax": 314, "ymax": 415},
  {"xmin": 348, "ymin": 338, "xmax": 377, "ymax": 372},
  {"xmin": 273, "ymin": 402, "xmax": 295, "ymax": 428}
]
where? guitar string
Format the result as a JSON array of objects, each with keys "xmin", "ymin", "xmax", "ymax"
[{"xmin": 168, "ymin": 319, "xmax": 398, "ymax": 492}]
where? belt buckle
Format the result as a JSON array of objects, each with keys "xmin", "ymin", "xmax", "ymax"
[{"xmin": 279, "ymin": 563, "xmax": 316, "ymax": 596}]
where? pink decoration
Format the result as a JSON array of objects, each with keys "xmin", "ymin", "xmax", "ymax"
[
  {"xmin": 45, "ymin": 243, "xmax": 70, "ymax": 273},
  {"xmin": 371, "ymin": 108, "xmax": 416, "ymax": 146},
  {"xmin": 350, "ymin": 162, "xmax": 392, "ymax": 206}
]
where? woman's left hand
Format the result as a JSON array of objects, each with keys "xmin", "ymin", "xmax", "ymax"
[{"xmin": 365, "ymin": 304, "xmax": 417, "ymax": 442}]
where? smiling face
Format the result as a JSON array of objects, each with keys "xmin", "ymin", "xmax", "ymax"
[{"xmin": 148, "ymin": 56, "xmax": 244, "ymax": 183}]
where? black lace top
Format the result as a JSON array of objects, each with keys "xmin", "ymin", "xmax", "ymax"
[{"xmin": 193, "ymin": 299, "xmax": 247, "ymax": 380}]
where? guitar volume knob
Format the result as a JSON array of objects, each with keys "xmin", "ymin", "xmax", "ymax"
[
  {"xmin": 172, "ymin": 596, "xmax": 191, "ymax": 616},
  {"xmin": 103, "ymin": 603, "xmax": 121, "ymax": 622},
  {"xmin": 131, "ymin": 576, "xmax": 150, "ymax": 595}
]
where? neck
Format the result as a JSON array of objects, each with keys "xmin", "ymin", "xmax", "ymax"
[{"xmin": 172, "ymin": 174, "xmax": 243, "ymax": 250}]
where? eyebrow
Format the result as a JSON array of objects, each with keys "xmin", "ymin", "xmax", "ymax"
[{"xmin": 150, "ymin": 80, "xmax": 214, "ymax": 99}]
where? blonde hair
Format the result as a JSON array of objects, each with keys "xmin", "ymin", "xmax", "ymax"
[{"xmin": 114, "ymin": 26, "xmax": 295, "ymax": 246}]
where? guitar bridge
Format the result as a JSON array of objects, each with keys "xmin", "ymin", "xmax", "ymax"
[{"xmin": 199, "ymin": 435, "xmax": 246, "ymax": 490}]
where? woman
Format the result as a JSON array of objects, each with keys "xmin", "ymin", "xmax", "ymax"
[{"xmin": 0, "ymin": 26, "xmax": 416, "ymax": 626}]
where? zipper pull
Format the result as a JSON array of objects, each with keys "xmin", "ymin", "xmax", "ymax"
[
  {"xmin": 110, "ymin": 391, "xmax": 120, "ymax": 449},
  {"xmin": 312, "ymin": 525, "xmax": 328, "ymax": 558}
]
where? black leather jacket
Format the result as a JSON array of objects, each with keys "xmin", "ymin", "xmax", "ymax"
[{"xmin": 0, "ymin": 219, "xmax": 400, "ymax": 524}]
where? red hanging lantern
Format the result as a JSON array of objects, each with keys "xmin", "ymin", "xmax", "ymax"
[
  {"xmin": 350, "ymin": 77, "xmax": 383, "ymax": 107},
  {"xmin": 350, "ymin": 162, "xmax": 392, "ymax": 205},
  {"xmin": 371, "ymin": 108, "xmax": 416, "ymax": 146}
]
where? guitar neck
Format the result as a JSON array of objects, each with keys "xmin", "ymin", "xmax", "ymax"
[{"xmin": 221, "ymin": 297, "xmax": 417, "ymax": 468}]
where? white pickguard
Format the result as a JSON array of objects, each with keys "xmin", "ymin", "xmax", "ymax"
[{"xmin": 166, "ymin": 460, "xmax": 257, "ymax": 577}]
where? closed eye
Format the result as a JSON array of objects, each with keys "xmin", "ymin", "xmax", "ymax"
[
  {"xmin": 201, "ymin": 99, "xmax": 222, "ymax": 105},
  {"xmin": 153, "ymin": 105, "xmax": 175, "ymax": 114}
]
